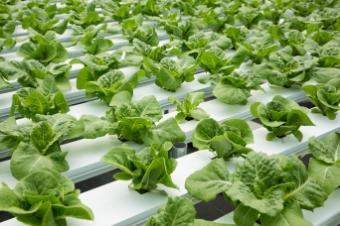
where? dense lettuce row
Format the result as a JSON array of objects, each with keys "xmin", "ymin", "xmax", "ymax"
[{"xmin": 0, "ymin": 0, "xmax": 339, "ymax": 225}]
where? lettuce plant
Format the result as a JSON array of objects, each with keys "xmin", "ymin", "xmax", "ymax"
[
  {"xmin": 0, "ymin": 170, "xmax": 93, "ymax": 226},
  {"xmin": 122, "ymin": 15, "xmax": 159, "ymax": 46},
  {"xmin": 17, "ymin": 31, "xmax": 69, "ymax": 65},
  {"xmin": 162, "ymin": 17, "xmax": 200, "ymax": 41},
  {"xmin": 315, "ymin": 38, "xmax": 340, "ymax": 67},
  {"xmin": 105, "ymin": 95, "xmax": 185, "ymax": 145},
  {"xmin": 144, "ymin": 55, "xmax": 197, "ymax": 91},
  {"xmin": 146, "ymin": 196, "xmax": 229, "ymax": 226},
  {"xmin": 308, "ymin": 132, "xmax": 340, "ymax": 195},
  {"xmin": 241, "ymin": 29, "xmax": 278, "ymax": 63},
  {"xmin": 98, "ymin": 0, "xmax": 132, "ymax": 22},
  {"xmin": 11, "ymin": 76, "xmax": 69, "ymax": 119},
  {"xmin": 75, "ymin": 54, "xmax": 119, "ymax": 88},
  {"xmin": 10, "ymin": 121, "xmax": 69, "ymax": 180},
  {"xmin": 186, "ymin": 152, "xmax": 329, "ymax": 226},
  {"xmin": 69, "ymin": 2, "xmax": 103, "ymax": 28},
  {"xmin": 303, "ymin": 78, "xmax": 340, "ymax": 120},
  {"xmin": 19, "ymin": 6, "xmax": 68, "ymax": 34},
  {"xmin": 192, "ymin": 118, "xmax": 253, "ymax": 160},
  {"xmin": 183, "ymin": 32, "xmax": 231, "ymax": 55},
  {"xmin": 212, "ymin": 72, "xmax": 263, "ymax": 105},
  {"xmin": 310, "ymin": 67, "xmax": 340, "ymax": 84},
  {"xmin": 102, "ymin": 142, "xmax": 177, "ymax": 192},
  {"xmin": 0, "ymin": 117, "xmax": 31, "ymax": 151},
  {"xmin": 168, "ymin": 92, "xmax": 208, "ymax": 123},
  {"xmin": 0, "ymin": 3, "xmax": 16, "ymax": 52},
  {"xmin": 258, "ymin": 46, "xmax": 317, "ymax": 88},
  {"xmin": 78, "ymin": 24, "xmax": 113, "ymax": 55},
  {"xmin": 0, "ymin": 59, "xmax": 71, "ymax": 91},
  {"xmin": 133, "ymin": 39, "xmax": 168, "ymax": 63},
  {"xmin": 0, "ymin": 112, "xmax": 82, "ymax": 150},
  {"xmin": 76, "ymin": 55, "xmax": 143, "ymax": 104},
  {"xmin": 196, "ymin": 46, "xmax": 228, "ymax": 74},
  {"xmin": 251, "ymin": 95, "xmax": 314, "ymax": 141},
  {"xmin": 81, "ymin": 70, "xmax": 139, "ymax": 104}
]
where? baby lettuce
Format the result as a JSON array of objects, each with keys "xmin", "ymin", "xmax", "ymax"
[
  {"xmin": 308, "ymin": 132, "xmax": 340, "ymax": 195},
  {"xmin": 0, "ymin": 117, "xmax": 31, "ymax": 151},
  {"xmin": 78, "ymin": 24, "xmax": 113, "ymax": 55},
  {"xmin": 146, "ymin": 196, "xmax": 231, "ymax": 226},
  {"xmin": 18, "ymin": 31, "xmax": 69, "ymax": 65},
  {"xmin": 106, "ymin": 95, "xmax": 185, "ymax": 145},
  {"xmin": 186, "ymin": 152, "xmax": 329, "ymax": 226},
  {"xmin": 0, "ymin": 3, "xmax": 16, "ymax": 52},
  {"xmin": 144, "ymin": 55, "xmax": 197, "ymax": 91},
  {"xmin": 11, "ymin": 76, "xmax": 69, "ymax": 119},
  {"xmin": 102, "ymin": 142, "xmax": 177, "ymax": 192},
  {"xmin": 303, "ymin": 78, "xmax": 340, "ymax": 120},
  {"xmin": 168, "ymin": 92, "xmax": 208, "ymax": 123},
  {"xmin": 75, "ymin": 54, "xmax": 119, "ymax": 88},
  {"xmin": 310, "ymin": 67, "xmax": 340, "ymax": 84},
  {"xmin": 0, "ymin": 59, "xmax": 71, "ymax": 91},
  {"xmin": 0, "ymin": 111, "xmax": 116, "ymax": 153},
  {"xmin": 192, "ymin": 118, "xmax": 253, "ymax": 160},
  {"xmin": 241, "ymin": 29, "xmax": 278, "ymax": 64},
  {"xmin": 75, "ymin": 56, "xmax": 144, "ymax": 105},
  {"xmin": 133, "ymin": 39, "xmax": 168, "ymax": 63},
  {"xmin": 10, "ymin": 121, "xmax": 69, "ymax": 180},
  {"xmin": 197, "ymin": 46, "xmax": 227, "ymax": 74},
  {"xmin": 69, "ymin": 2, "xmax": 103, "ymax": 28},
  {"xmin": 122, "ymin": 15, "xmax": 159, "ymax": 46},
  {"xmin": 306, "ymin": 36, "xmax": 340, "ymax": 68},
  {"xmin": 162, "ymin": 17, "xmax": 200, "ymax": 41},
  {"xmin": 0, "ymin": 170, "xmax": 93, "ymax": 226},
  {"xmin": 98, "ymin": 0, "xmax": 132, "ymax": 22},
  {"xmin": 258, "ymin": 46, "xmax": 317, "ymax": 88},
  {"xmin": 250, "ymin": 95, "xmax": 314, "ymax": 141},
  {"xmin": 19, "ymin": 6, "xmax": 68, "ymax": 35},
  {"xmin": 213, "ymin": 71, "xmax": 263, "ymax": 105}
]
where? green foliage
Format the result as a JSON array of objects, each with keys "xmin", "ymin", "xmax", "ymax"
[
  {"xmin": 144, "ymin": 55, "xmax": 197, "ymax": 91},
  {"xmin": 257, "ymin": 47, "xmax": 317, "ymax": 88},
  {"xmin": 250, "ymin": 95, "xmax": 314, "ymax": 141},
  {"xmin": 11, "ymin": 76, "xmax": 69, "ymax": 119},
  {"xmin": 308, "ymin": 133, "xmax": 340, "ymax": 195},
  {"xmin": 0, "ymin": 4, "xmax": 16, "ymax": 52},
  {"xmin": 213, "ymin": 72, "xmax": 263, "ymax": 105},
  {"xmin": 192, "ymin": 118, "xmax": 253, "ymax": 160},
  {"xmin": 18, "ymin": 31, "xmax": 69, "ymax": 65},
  {"xmin": 76, "ymin": 57, "xmax": 142, "ymax": 104},
  {"xmin": 146, "ymin": 196, "xmax": 234, "ymax": 226},
  {"xmin": 122, "ymin": 15, "xmax": 159, "ymax": 46},
  {"xmin": 0, "ymin": 117, "xmax": 31, "ymax": 150},
  {"xmin": 304, "ymin": 78, "xmax": 340, "ymax": 120},
  {"xmin": 69, "ymin": 2, "xmax": 103, "ymax": 28},
  {"xmin": 78, "ymin": 24, "xmax": 113, "ymax": 55},
  {"xmin": 168, "ymin": 92, "xmax": 208, "ymax": 123},
  {"xmin": 19, "ymin": 6, "xmax": 68, "ymax": 34},
  {"xmin": 186, "ymin": 152, "xmax": 330, "ymax": 226},
  {"xmin": 10, "ymin": 121, "xmax": 69, "ymax": 180},
  {"xmin": 0, "ymin": 170, "xmax": 93, "ymax": 226},
  {"xmin": 105, "ymin": 95, "xmax": 185, "ymax": 145},
  {"xmin": 0, "ymin": 59, "xmax": 70, "ymax": 90},
  {"xmin": 102, "ymin": 142, "xmax": 177, "ymax": 192}
]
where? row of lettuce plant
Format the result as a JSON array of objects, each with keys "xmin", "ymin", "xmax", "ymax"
[
  {"xmin": 0, "ymin": 0, "xmax": 339, "ymax": 225},
  {"xmin": 144, "ymin": 132, "xmax": 340, "ymax": 226}
]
